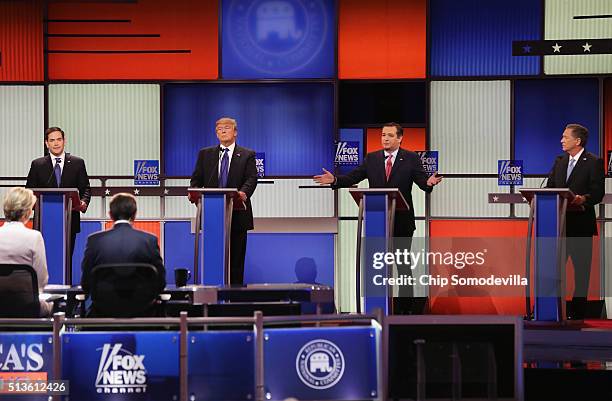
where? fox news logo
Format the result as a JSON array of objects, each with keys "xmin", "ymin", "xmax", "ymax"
[
  {"xmin": 608, "ymin": 151, "xmax": 612, "ymax": 177},
  {"xmin": 95, "ymin": 343, "xmax": 147, "ymax": 394},
  {"xmin": 134, "ymin": 160, "xmax": 159, "ymax": 186},
  {"xmin": 335, "ymin": 142, "xmax": 360, "ymax": 166},
  {"xmin": 498, "ymin": 160, "xmax": 523, "ymax": 185},
  {"xmin": 296, "ymin": 339, "xmax": 345, "ymax": 390},
  {"xmin": 416, "ymin": 151, "xmax": 438, "ymax": 176},
  {"xmin": 255, "ymin": 153, "xmax": 265, "ymax": 177}
]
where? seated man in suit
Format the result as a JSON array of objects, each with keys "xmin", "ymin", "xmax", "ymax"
[
  {"xmin": 0, "ymin": 187, "xmax": 52, "ymax": 316},
  {"xmin": 81, "ymin": 193, "xmax": 166, "ymax": 300}
]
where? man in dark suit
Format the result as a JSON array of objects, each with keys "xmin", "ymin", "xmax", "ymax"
[
  {"xmin": 26, "ymin": 127, "xmax": 91, "ymax": 255},
  {"xmin": 314, "ymin": 122, "xmax": 442, "ymax": 312},
  {"xmin": 190, "ymin": 117, "xmax": 258, "ymax": 286},
  {"xmin": 546, "ymin": 123, "xmax": 605, "ymax": 319},
  {"xmin": 80, "ymin": 193, "xmax": 166, "ymax": 295}
]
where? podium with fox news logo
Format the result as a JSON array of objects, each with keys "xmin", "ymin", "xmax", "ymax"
[
  {"xmin": 349, "ymin": 188, "xmax": 409, "ymax": 315},
  {"xmin": 520, "ymin": 188, "xmax": 575, "ymax": 322},
  {"xmin": 189, "ymin": 188, "xmax": 245, "ymax": 286},
  {"xmin": 32, "ymin": 188, "xmax": 80, "ymax": 285}
]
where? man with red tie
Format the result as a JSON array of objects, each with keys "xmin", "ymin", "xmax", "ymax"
[
  {"xmin": 314, "ymin": 122, "xmax": 442, "ymax": 313},
  {"xmin": 314, "ymin": 122, "xmax": 442, "ymax": 237}
]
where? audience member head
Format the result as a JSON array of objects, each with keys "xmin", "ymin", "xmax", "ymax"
[
  {"xmin": 109, "ymin": 193, "xmax": 137, "ymax": 222},
  {"xmin": 3, "ymin": 187, "xmax": 36, "ymax": 223}
]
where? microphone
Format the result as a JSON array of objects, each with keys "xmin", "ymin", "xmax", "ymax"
[
  {"xmin": 540, "ymin": 156, "xmax": 562, "ymax": 188},
  {"xmin": 205, "ymin": 147, "xmax": 224, "ymax": 188}
]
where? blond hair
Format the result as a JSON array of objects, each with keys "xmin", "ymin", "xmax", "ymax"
[
  {"xmin": 215, "ymin": 117, "xmax": 237, "ymax": 131},
  {"xmin": 3, "ymin": 187, "xmax": 36, "ymax": 222}
]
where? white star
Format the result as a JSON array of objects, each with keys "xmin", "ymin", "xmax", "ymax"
[
  {"xmin": 582, "ymin": 42, "xmax": 592, "ymax": 52},
  {"xmin": 104, "ymin": 189, "xmax": 110, "ymax": 195},
  {"xmin": 552, "ymin": 43, "xmax": 562, "ymax": 53},
  {"xmin": 493, "ymin": 196, "xmax": 499, "ymax": 202},
  {"xmin": 134, "ymin": 189, "xmax": 140, "ymax": 195},
  {"xmin": 163, "ymin": 189, "xmax": 169, "ymax": 195},
  {"xmin": 522, "ymin": 197, "xmax": 527, "ymax": 202}
]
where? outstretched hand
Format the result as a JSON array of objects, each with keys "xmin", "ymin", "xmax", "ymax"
[
  {"xmin": 313, "ymin": 168, "xmax": 335, "ymax": 185},
  {"xmin": 427, "ymin": 173, "xmax": 443, "ymax": 187}
]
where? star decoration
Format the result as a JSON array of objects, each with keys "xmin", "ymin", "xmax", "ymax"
[
  {"xmin": 104, "ymin": 189, "xmax": 110, "ymax": 195},
  {"xmin": 522, "ymin": 197, "xmax": 527, "ymax": 202},
  {"xmin": 582, "ymin": 42, "xmax": 592, "ymax": 52},
  {"xmin": 552, "ymin": 43, "xmax": 562, "ymax": 53},
  {"xmin": 134, "ymin": 189, "xmax": 140, "ymax": 195},
  {"xmin": 164, "ymin": 189, "xmax": 169, "ymax": 195},
  {"xmin": 493, "ymin": 196, "xmax": 499, "ymax": 202},
  {"xmin": 522, "ymin": 45, "xmax": 531, "ymax": 53}
]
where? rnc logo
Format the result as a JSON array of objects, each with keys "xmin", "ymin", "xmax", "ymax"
[
  {"xmin": 95, "ymin": 344, "xmax": 147, "ymax": 394},
  {"xmin": 295, "ymin": 339, "xmax": 345, "ymax": 390},
  {"xmin": 134, "ymin": 160, "xmax": 159, "ymax": 186},
  {"xmin": 498, "ymin": 160, "xmax": 523, "ymax": 185},
  {"xmin": 416, "ymin": 151, "xmax": 439, "ymax": 176},
  {"xmin": 335, "ymin": 141, "xmax": 360, "ymax": 166},
  {"xmin": 255, "ymin": 152, "xmax": 266, "ymax": 177}
]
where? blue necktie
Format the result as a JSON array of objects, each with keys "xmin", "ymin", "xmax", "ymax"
[
  {"xmin": 219, "ymin": 148, "xmax": 229, "ymax": 188},
  {"xmin": 566, "ymin": 158, "xmax": 576, "ymax": 182},
  {"xmin": 54, "ymin": 158, "xmax": 62, "ymax": 187}
]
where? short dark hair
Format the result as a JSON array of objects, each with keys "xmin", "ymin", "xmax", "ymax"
[
  {"xmin": 45, "ymin": 127, "xmax": 65, "ymax": 141},
  {"xmin": 383, "ymin": 122, "xmax": 403, "ymax": 137},
  {"xmin": 109, "ymin": 193, "xmax": 137, "ymax": 221},
  {"xmin": 566, "ymin": 124, "xmax": 588, "ymax": 148}
]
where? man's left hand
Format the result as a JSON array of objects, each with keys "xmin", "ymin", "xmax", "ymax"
[
  {"xmin": 427, "ymin": 173, "xmax": 443, "ymax": 187},
  {"xmin": 571, "ymin": 194, "xmax": 586, "ymax": 206},
  {"xmin": 79, "ymin": 200, "xmax": 88, "ymax": 212},
  {"xmin": 237, "ymin": 191, "xmax": 247, "ymax": 202}
]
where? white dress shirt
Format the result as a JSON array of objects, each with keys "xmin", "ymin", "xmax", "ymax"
[{"xmin": 384, "ymin": 148, "xmax": 399, "ymax": 167}]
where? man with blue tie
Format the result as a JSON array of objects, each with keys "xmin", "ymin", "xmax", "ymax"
[
  {"xmin": 190, "ymin": 117, "xmax": 258, "ymax": 285},
  {"xmin": 26, "ymin": 127, "xmax": 91, "ymax": 256},
  {"xmin": 545, "ymin": 124, "xmax": 605, "ymax": 319}
]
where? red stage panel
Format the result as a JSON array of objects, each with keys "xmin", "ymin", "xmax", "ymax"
[
  {"xmin": 366, "ymin": 127, "xmax": 425, "ymax": 154},
  {"xmin": 429, "ymin": 220, "xmax": 602, "ymax": 315},
  {"xmin": 0, "ymin": 0, "xmax": 43, "ymax": 82},
  {"xmin": 104, "ymin": 221, "xmax": 160, "ymax": 245},
  {"xmin": 47, "ymin": 0, "xmax": 218, "ymax": 79},
  {"xmin": 338, "ymin": 0, "xmax": 426, "ymax": 79}
]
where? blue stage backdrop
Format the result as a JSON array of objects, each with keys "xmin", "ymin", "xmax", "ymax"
[
  {"xmin": 71, "ymin": 221, "xmax": 103, "ymax": 285},
  {"xmin": 514, "ymin": 79, "xmax": 600, "ymax": 174},
  {"xmin": 221, "ymin": 0, "xmax": 335, "ymax": 79},
  {"xmin": 430, "ymin": 0, "xmax": 541, "ymax": 76},
  {"xmin": 244, "ymin": 233, "xmax": 334, "ymax": 286},
  {"xmin": 163, "ymin": 83, "xmax": 334, "ymax": 176},
  {"xmin": 163, "ymin": 223, "xmax": 334, "ymax": 286}
]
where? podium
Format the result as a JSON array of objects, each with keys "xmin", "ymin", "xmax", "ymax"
[
  {"xmin": 32, "ymin": 188, "xmax": 80, "ymax": 285},
  {"xmin": 520, "ymin": 188, "xmax": 575, "ymax": 322},
  {"xmin": 349, "ymin": 188, "xmax": 409, "ymax": 314},
  {"xmin": 189, "ymin": 188, "xmax": 245, "ymax": 286}
]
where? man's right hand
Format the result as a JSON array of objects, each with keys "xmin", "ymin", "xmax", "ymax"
[{"xmin": 313, "ymin": 168, "xmax": 335, "ymax": 185}]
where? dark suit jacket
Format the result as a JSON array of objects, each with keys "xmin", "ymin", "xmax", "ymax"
[
  {"xmin": 26, "ymin": 153, "xmax": 91, "ymax": 234},
  {"xmin": 190, "ymin": 144, "xmax": 258, "ymax": 232},
  {"xmin": 546, "ymin": 150, "xmax": 605, "ymax": 236},
  {"xmin": 333, "ymin": 148, "xmax": 432, "ymax": 236},
  {"xmin": 80, "ymin": 223, "xmax": 166, "ymax": 294}
]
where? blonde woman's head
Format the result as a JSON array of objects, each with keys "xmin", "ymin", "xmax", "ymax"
[{"xmin": 3, "ymin": 187, "xmax": 36, "ymax": 222}]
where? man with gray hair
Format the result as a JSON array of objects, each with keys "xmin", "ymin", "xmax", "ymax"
[{"xmin": 0, "ymin": 187, "xmax": 52, "ymax": 316}]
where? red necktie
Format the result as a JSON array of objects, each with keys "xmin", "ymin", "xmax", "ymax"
[{"xmin": 385, "ymin": 154, "xmax": 393, "ymax": 181}]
